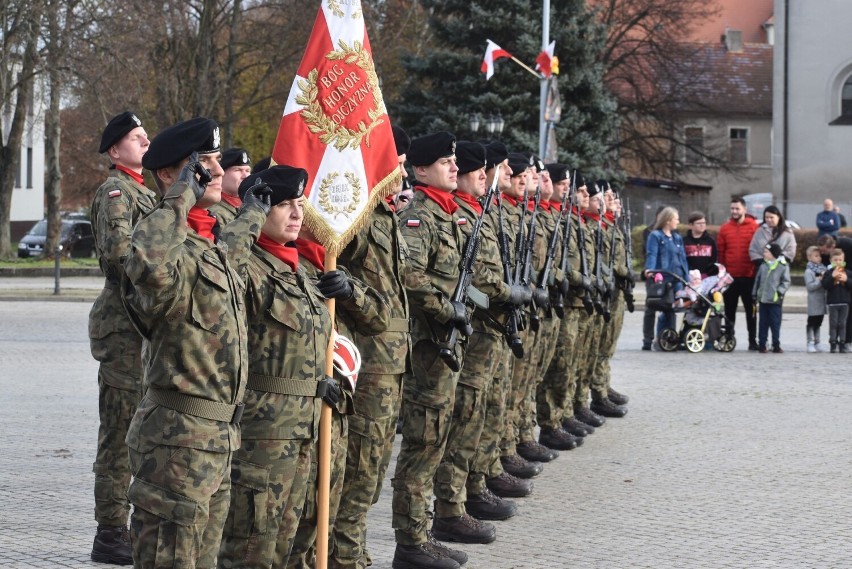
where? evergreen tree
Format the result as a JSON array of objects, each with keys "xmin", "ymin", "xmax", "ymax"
[{"xmin": 388, "ymin": 0, "xmax": 619, "ymax": 178}]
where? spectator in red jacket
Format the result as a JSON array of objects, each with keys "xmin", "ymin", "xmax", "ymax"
[{"xmin": 717, "ymin": 196, "xmax": 760, "ymax": 350}]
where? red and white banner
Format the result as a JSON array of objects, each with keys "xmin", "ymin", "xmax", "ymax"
[
  {"xmin": 536, "ymin": 40, "xmax": 556, "ymax": 77},
  {"xmin": 481, "ymin": 39, "xmax": 512, "ymax": 80},
  {"xmin": 271, "ymin": 0, "xmax": 400, "ymax": 255}
]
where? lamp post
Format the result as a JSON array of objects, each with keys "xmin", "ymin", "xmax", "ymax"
[
  {"xmin": 485, "ymin": 112, "xmax": 505, "ymax": 140},
  {"xmin": 468, "ymin": 112, "xmax": 481, "ymax": 136}
]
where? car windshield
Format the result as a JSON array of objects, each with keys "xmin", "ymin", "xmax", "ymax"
[{"xmin": 27, "ymin": 220, "xmax": 76, "ymax": 237}]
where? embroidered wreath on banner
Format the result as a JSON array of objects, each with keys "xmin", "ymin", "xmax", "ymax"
[
  {"xmin": 327, "ymin": 0, "xmax": 362, "ymax": 19},
  {"xmin": 317, "ymin": 171, "xmax": 362, "ymax": 218},
  {"xmin": 296, "ymin": 40, "xmax": 385, "ymax": 151}
]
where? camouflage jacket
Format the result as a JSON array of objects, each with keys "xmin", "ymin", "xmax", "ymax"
[
  {"xmin": 398, "ymin": 188, "xmax": 466, "ymax": 344},
  {"xmin": 237, "ymin": 246, "xmax": 333, "ymax": 440},
  {"xmin": 123, "ymin": 182, "xmax": 266, "ymax": 453},
  {"xmin": 337, "ymin": 201, "xmax": 411, "ymax": 374},
  {"xmin": 88, "ymin": 169, "xmax": 157, "ymax": 362},
  {"xmin": 208, "ymin": 198, "xmax": 240, "ymax": 226},
  {"xmin": 566, "ymin": 212, "xmax": 596, "ymax": 309}
]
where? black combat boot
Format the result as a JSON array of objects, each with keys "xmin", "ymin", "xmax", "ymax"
[
  {"xmin": 91, "ymin": 525, "xmax": 133, "ymax": 565},
  {"xmin": 500, "ymin": 453, "xmax": 542, "ymax": 479},
  {"xmin": 517, "ymin": 440, "xmax": 559, "ymax": 462},
  {"xmin": 427, "ymin": 532, "xmax": 469, "ymax": 565},
  {"xmin": 590, "ymin": 395, "xmax": 627, "ymax": 418},
  {"xmin": 392, "ymin": 539, "xmax": 461, "ymax": 569},
  {"xmin": 465, "ymin": 488, "xmax": 517, "ymax": 521},
  {"xmin": 562, "ymin": 416, "xmax": 594, "ymax": 436},
  {"xmin": 432, "ymin": 512, "xmax": 497, "ymax": 544},
  {"xmin": 486, "ymin": 472, "xmax": 534, "ymax": 498},
  {"xmin": 607, "ymin": 387, "xmax": 630, "ymax": 405},
  {"xmin": 574, "ymin": 405, "xmax": 606, "ymax": 427},
  {"xmin": 539, "ymin": 427, "xmax": 583, "ymax": 451}
]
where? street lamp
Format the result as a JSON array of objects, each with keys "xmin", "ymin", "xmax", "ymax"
[
  {"xmin": 485, "ymin": 113, "xmax": 505, "ymax": 139},
  {"xmin": 468, "ymin": 112, "xmax": 481, "ymax": 135}
]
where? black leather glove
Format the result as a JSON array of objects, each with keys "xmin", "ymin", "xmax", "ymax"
[
  {"xmin": 241, "ymin": 180, "xmax": 273, "ymax": 215},
  {"xmin": 507, "ymin": 284, "xmax": 533, "ymax": 307},
  {"xmin": 178, "ymin": 152, "xmax": 212, "ymax": 200},
  {"xmin": 448, "ymin": 300, "xmax": 473, "ymax": 336},
  {"xmin": 317, "ymin": 376, "xmax": 341, "ymax": 407},
  {"xmin": 317, "ymin": 270, "xmax": 354, "ymax": 300},
  {"xmin": 532, "ymin": 286, "xmax": 550, "ymax": 310}
]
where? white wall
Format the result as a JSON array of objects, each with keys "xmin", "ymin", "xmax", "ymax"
[{"xmin": 3, "ymin": 73, "xmax": 45, "ymax": 223}]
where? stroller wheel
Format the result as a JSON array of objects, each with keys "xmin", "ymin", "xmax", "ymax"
[
  {"xmin": 659, "ymin": 328, "xmax": 680, "ymax": 352},
  {"xmin": 684, "ymin": 328, "xmax": 705, "ymax": 353},
  {"xmin": 714, "ymin": 333, "xmax": 737, "ymax": 352}
]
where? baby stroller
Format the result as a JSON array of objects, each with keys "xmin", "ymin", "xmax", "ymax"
[{"xmin": 645, "ymin": 266, "xmax": 737, "ymax": 353}]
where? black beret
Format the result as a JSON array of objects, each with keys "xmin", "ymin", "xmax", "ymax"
[
  {"xmin": 455, "ymin": 141, "xmax": 486, "ymax": 175},
  {"xmin": 252, "ymin": 156, "xmax": 272, "ymax": 174},
  {"xmin": 483, "ymin": 141, "xmax": 508, "ymax": 170},
  {"xmin": 574, "ymin": 172, "xmax": 587, "ymax": 189},
  {"xmin": 545, "ymin": 163, "xmax": 570, "ymax": 183},
  {"xmin": 142, "ymin": 117, "xmax": 220, "ymax": 171},
  {"xmin": 392, "ymin": 125, "xmax": 411, "ymax": 156},
  {"xmin": 99, "ymin": 111, "xmax": 143, "ymax": 154},
  {"xmin": 220, "ymin": 147, "xmax": 251, "ymax": 170},
  {"xmin": 408, "ymin": 131, "xmax": 456, "ymax": 167},
  {"xmin": 596, "ymin": 179, "xmax": 610, "ymax": 193},
  {"xmin": 766, "ymin": 242, "xmax": 783, "ymax": 259},
  {"xmin": 508, "ymin": 152, "xmax": 532, "ymax": 177},
  {"xmin": 238, "ymin": 164, "xmax": 308, "ymax": 206},
  {"xmin": 527, "ymin": 154, "xmax": 545, "ymax": 173},
  {"xmin": 588, "ymin": 179, "xmax": 605, "ymax": 197}
]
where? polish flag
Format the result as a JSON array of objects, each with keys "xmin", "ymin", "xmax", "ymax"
[
  {"xmin": 536, "ymin": 40, "xmax": 556, "ymax": 77},
  {"xmin": 481, "ymin": 39, "xmax": 512, "ymax": 80}
]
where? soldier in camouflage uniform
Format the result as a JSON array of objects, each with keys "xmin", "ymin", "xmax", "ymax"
[
  {"xmin": 467, "ymin": 145, "xmax": 535, "ymax": 504},
  {"xmin": 122, "ymin": 118, "xmax": 269, "ymax": 569},
  {"xmin": 330, "ymin": 125, "xmax": 413, "ymax": 569},
  {"xmin": 431, "ymin": 141, "xmax": 530, "ymax": 543},
  {"xmin": 589, "ymin": 186, "xmax": 630, "ymax": 417},
  {"xmin": 208, "ymin": 147, "xmax": 252, "ymax": 225},
  {"xmin": 391, "ymin": 132, "xmax": 471, "ymax": 569},
  {"xmin": 287, "ymin": 235, "xmax": 391, "ymax": 569},
  {"xmin": 572, "ymin": 181, "xmax": 610, "ymax": 429},
  {"xmin": 88, "ymin": 112, "xmax": 155, "ymax": 565}
]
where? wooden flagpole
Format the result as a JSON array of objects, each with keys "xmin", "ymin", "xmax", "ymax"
[
  {"xmin": 317, "ymin": 255, "xmax": 336, "ymax": 569},
  {"xmin": 511, "ymin": 56, "xmax": 543, "ymax": 78}
]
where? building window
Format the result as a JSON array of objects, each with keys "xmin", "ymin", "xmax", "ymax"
[
  {"xmin": 843, "ymin": 77, "xmax": 852, "ymax": 118},
  {"xmin": 830, "ymin": 74, "xmax": 852, "ymax": 125},
  {"xmin": 684, "ymin": 126, "xmax": 704, "ymax": 165},
  {"xmin": 729, "ymin": 128, "xmax": 748, "ymax": 164}
]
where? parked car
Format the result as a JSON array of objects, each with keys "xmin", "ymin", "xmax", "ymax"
[{"xmin": 17, "ymin": 219, "xmax": 96, "ymax": 258}]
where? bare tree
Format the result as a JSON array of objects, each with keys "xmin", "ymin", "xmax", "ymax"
[{"xmin": 0, "ymin": 0, "xmax": 44, "ymax": 259}]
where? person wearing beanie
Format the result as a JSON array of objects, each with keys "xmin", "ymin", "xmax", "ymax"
[
  {"xmin": 752, "ymin": 241, "xmax": 791, "ymax": 353},
  {"xmin": 122, "ymin": 117, "xmax": 272, "ymax": 568},
  {"xmin": 392, "ymin": 131, "xmax": 476, "ymax": 569},
  {"xmin": 88, "ymin": 111, "xmax": 157, "ymax": 565},
  {"xmin": 328, "ymin": 123, "xmax": 416, "ymax": 569},
  {"xmin": 209, "ymin": 147, "xmax": 252, "ymax": 225}
]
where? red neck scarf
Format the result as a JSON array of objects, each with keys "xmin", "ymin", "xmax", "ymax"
[
  {"xmin": 257, "ymin": 233, "xmax": 299, "ymax": 272},
  {"xmin": 385, "ymin": 195, "xmax": 397, "ymax": 212},
  {"xmin": 294, "ymin": 238, "xmax": 326, "ymax": 271},
  {"xmin": 454, "ymin": 191, "xmax": 482, "ymax": 215},
  {"xmin": 503, "ymin": 195, "xmax": 519, "ymax": 207},
  {"xmin": 115, "ymin": 164, "xmax": 144, "ymax": 186},
  {"xmin": 526, "ymin": 199, "xmax": 537, "ymax": 212},
  {"xmin": 417, "ymin": 185, "xmax": 458, "ymax": 215},
  {"xmin": 187, "ymin": 207, "xmax": 217, "ymax": 242},
  {"xmin": 549, "ymin": 201, "xmax": 562, "ymax": 212},
  {"xmin": 605, "ymin": 211, "xmax": 616, "ymax": 223},
  {"xmin": 540, "ymin": 201, "xmax": 552, "ymax": 212},
  {"xmin": 583, "ymin": 210, "xmax": 601, "ymax": 222},
  {"xmin": 220, "ymin": 193, "xmax": 242, "ymax": 209}
]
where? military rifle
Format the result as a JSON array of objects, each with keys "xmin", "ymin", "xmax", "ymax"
[
  {"xmin": 523, "ymin": 183, "xmax": 543, "ymax": 332},
  {"xmin": 495, "ymin": 187, "xmax": 525, "ymax": 357},
  {"xmin": 592, "ymin": 215, "xmax": 610, "ymax": 321},
  {"xmin": 552, "ymin": 172, "xmax": 576, "ymax": 319},
  {"xmin": 574, "ymin": 203, "xmax": 595, "ymax": 316},
  {"xmin": 438, "ymin": 173, "xmax": 499, "ymax": 371},
  {"xmin": 620, "ymin": 198, "xmax": 637, "ymax": 312},
  {"xmin": 537, "ymin": 180, "xmax": 571, "ymax": 320}
]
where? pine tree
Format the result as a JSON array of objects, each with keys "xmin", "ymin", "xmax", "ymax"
[{"xmin": 388, "ymin": 0, "xmax": 619, "ymax": 177}]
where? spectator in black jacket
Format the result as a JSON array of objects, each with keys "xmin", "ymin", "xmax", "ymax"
[
  {"xmin": 822, "ymin": 248, "xmax": 852, "ymax": 352},
  {"xmin": 683, "ymin": 211, "xmax": 718, "ymax": 278},
  {"xmin": 819, "ymin": 235, "xmax": 852, "ymax": 350}
]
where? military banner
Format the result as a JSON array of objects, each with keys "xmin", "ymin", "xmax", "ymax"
[{"xmin": 271, "ymin": 0, "xmax": 400, "ymax": 256}]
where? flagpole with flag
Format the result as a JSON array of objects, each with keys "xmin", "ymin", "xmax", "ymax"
[
  {"xmin": 270, "ymin": 1, "xmax": 400, "ymax": 566},
  {"xmin": 539, "ymin": 0, "xmax": 551, "ymax": 158}
]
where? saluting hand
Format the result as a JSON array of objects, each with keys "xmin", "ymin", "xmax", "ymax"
[
  {"xmin": 242, "ymin": 180, "xmax": 273, "ymax": 215},
  {"xmin": 179, "ymin": 152, "xmax": 212, "ymax": 200}
]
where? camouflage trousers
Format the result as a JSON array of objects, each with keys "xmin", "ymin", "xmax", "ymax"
[
  {"xmin": 331, "ymin": 373, "xmax": 402, "ymax": 569},
  {"xmin": 499, "ymin": 323, "xmax": 536, "ymax": 457},
  {"xmin": 434, "ymin": 328, "xmax": 503, "ymax": 517},
  {"xmin": 536, "ymin": 308, "xmax": 581, "ymax": 429},
  {"xmin": 287, "ymin": 408, "xmax": 348, "ymax": 569},
  {"xmin": 575, "ymin": 313, "xmax": 605, "ymax": 407},
  {"xmin": 217, "ymin": 434, "xmax": 314, "ymax": 569},
  {"xmin": 127, "ymin": 445, "xmax": 231, "ymax": 569},
  {"xmin": 519, "ymin": 315, "xmax": 560, "ymax": 444},
  {"xmin": 93, "ymin": 363, "xmax": 143, "ymax": 526},
  {"xmin": 592, "ymin": 293, "xmax": 626, "ymax": 398},
  {"xmin": 564, "ymin": 310, "xmax": 595, "ymax": 419},
  {"xmin": 391, "ymin": 339, "xmax": 463, "ymax": 546},
  {"xmin": 468, "ymin": 342, "xmax": 514, "ymax": 493}
]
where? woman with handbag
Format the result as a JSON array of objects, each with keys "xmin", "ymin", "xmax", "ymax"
[{"xmin": 644, "ymin": 207, "xmax": 690, "ymax": 349}]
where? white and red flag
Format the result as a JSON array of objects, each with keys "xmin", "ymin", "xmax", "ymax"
[
  {"xmin": 481, "ymin": 39, "xmax": 512, "ymax": 80},
  {"xmin": 271, "ymin": 0, "xmax": 400, "ymax": 256},
  {"xmin": 536, "ymin": 40, "xmax": 556, "ymax": 77}
]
